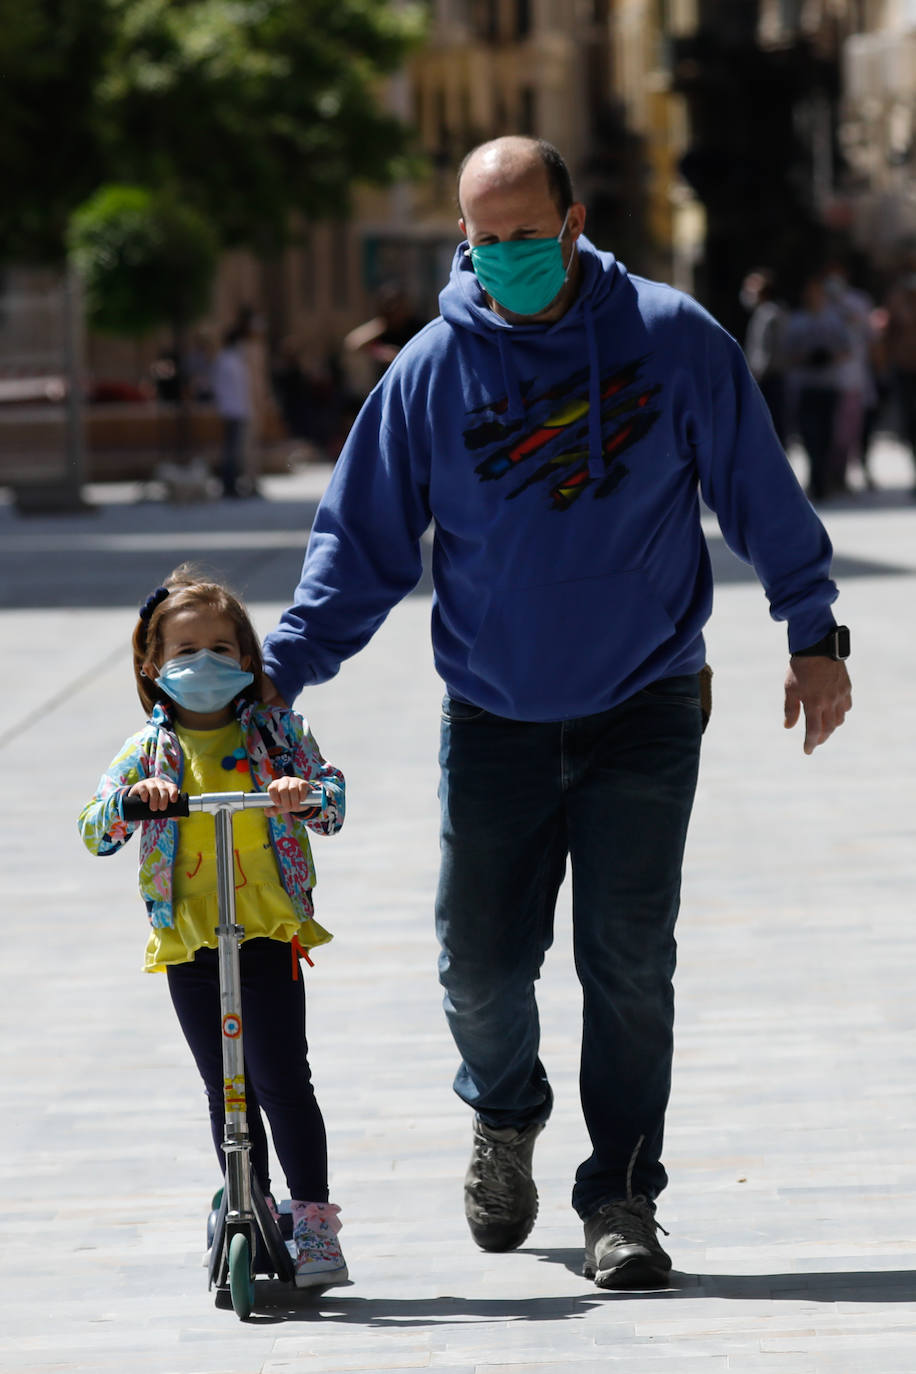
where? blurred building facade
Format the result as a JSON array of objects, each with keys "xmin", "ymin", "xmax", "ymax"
[
  {"xmin": 12, "ymin": 0, "xmax": 915, "ymax": 414},
  {"xmin": 839, "ymin": 0, "xmax": 916, "ymax": 272},
  {"xmin": 238, "ymin": 0, "xmax": 706, "ymax": 378},
  {"xmin": 147, "ymin": 0, "xmax": 916, "ymax": 375}
]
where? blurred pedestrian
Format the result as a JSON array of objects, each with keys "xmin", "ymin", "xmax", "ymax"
[
  {"xmin": 822, "ymin": 259, "xmax": 879, "ymax": 492},
  {"xmin": 151, "ymin": 348, "xmax": 183, "ymax": 404},
  {"xmin": 184, "ymin": 328, "xmax": 217, "ymax": 404},
  {"xmin": 741, "ymin": 268, "xmax": 789, "ymax": 445},
  {"xmin": 272, "ymin": 336, "xmax": 313, "ymax": 441},
  {"xmin": 783, "ymin": 273, "xmax": 852, "ymax": 501},
  {"xmin": 342, "ymin": 282, "xmax": 426, "ymax": 394},
  {"xmin": 883, "ymin": 259, "xmax": 916, "ymax": 492},
  {"xmin": 211, "ymin": 325, "xmax": 250, "ymax": 498}
]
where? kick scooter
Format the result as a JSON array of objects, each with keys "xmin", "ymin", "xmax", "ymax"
[{"xmin": 122, "ymin": 786, "xmax": 325, "ymax": 1319}]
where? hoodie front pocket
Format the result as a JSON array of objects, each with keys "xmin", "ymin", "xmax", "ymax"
[{"xmin": 467, "ymin": 569, "xmax": 675, "ymax": 719}]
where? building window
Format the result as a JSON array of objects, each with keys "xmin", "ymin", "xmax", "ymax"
[{"xmin": 515, "ymin": 0, "xmax": 531, "ymax": 38}]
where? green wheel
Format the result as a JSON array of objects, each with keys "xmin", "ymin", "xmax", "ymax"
[{"xmin": 228, "ymin": 1232, "xmax": 254, "ymax": 1320}]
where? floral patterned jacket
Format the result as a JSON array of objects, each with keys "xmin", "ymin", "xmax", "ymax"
[{"xmin": 78, "ymin": 700, "xmax": 345, "ymax": 931}]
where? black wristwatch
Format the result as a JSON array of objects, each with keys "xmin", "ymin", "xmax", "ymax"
[{"xmin": 792, "ymin": 625, "xmax": 851, "ymax": 660}]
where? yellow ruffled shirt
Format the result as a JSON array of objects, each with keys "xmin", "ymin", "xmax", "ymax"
[{"xmin": 143, "ymin": 721, "xmax": 332, "ymax": 972}]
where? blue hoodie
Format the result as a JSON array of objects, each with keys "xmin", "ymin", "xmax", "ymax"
[{"xmin": 262, "ymin": 237, "xmax": 838, "ymax": 721}]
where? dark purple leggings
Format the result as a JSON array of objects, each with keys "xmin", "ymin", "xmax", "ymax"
[{"xmin": 166, "ymin": 937, "xmax": 328, "ymax": 1202}]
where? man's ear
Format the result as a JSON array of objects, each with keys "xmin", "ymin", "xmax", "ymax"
[
  {"xmin": 459, "ymin": 217, "xmax": 467, "ymax": 239},
  {"xmin": 568, "ymin": 202, "xmax": 587, "ymax": 243}
]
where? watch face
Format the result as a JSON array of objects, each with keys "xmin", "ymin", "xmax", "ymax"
[{"xmin": 835, "ymin": 626, "xmax": 851, "ymax": 659}]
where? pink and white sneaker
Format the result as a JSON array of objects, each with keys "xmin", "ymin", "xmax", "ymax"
[{"xmin": 292, "ymin": 1201, "xmax": 348, "ymax": 1288}]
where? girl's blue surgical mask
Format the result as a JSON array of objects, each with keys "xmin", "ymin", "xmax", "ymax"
[
  {"xmin": 156, "ymin": 648, "xmax": 254, "ymax": 714},
  {"xmin": 468, "ymin": 212, "xmax": 573, "ymax": 317}
]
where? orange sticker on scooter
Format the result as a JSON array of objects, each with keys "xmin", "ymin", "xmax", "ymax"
[{"xmin": 222, "ymin": 1013, "xmax": 242, "ymax": 1038}]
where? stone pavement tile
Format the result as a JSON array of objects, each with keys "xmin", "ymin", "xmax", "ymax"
[
  {"xmin": 265, "ymin": 1365, "xmax": 472, "ymax": 1374},
  {"xmin": 473, "ymin": 1361, "xmax": 729, "ymax": 1371},
  {"xmin": 725, "ymin": 1357, "xmax": 916, "ymax": 1374},
  {"xmin": 266, "ymin": 1330, "xmax": 436, "ymax": 1370}
]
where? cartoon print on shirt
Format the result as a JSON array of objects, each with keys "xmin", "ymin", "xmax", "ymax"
[{"xmin": 465, "ymin": 355, "xmax": 662, "ymax": 510}]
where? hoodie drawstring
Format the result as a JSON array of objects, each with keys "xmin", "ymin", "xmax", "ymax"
[
  {"xmin": 496, "ymin": 330, "xmax": 525, "ymax": 422},
  {"xmin": 585, "ymin": 304, "xmax": 603, "ymax": 479}
]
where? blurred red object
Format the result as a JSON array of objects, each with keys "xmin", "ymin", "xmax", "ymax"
[{"xmin": 87, "ymin": 379, "xmax": 152, "ymax": 403}]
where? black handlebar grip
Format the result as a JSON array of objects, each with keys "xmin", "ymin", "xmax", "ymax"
[{"xmin": 121, "ymin": 792, "xmax": 191, "ymax": 822}]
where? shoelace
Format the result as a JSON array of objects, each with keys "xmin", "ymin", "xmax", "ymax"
[
  {"xmin": 596, "ymin": 1135, "xmax": 669, "ymax": 1243},
  {"xmin": 470, "ymin": 1131, "xmax": 531, "ymax": 1220},
  {"xmin": 595, "ymin": 1195, "xmax": 669, "ymax": 1246}
]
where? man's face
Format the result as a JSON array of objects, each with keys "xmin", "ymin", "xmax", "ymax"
[
  {"xmin": 459, "ymin": 159, "xmax": 581, "ymax": 249},
  {"xmin": 457, "ymin": 154, "xmax": 586, "ymax": 322}
]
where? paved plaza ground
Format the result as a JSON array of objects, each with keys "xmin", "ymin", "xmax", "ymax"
[{"xmin": 1, "ymin": 439, "xmax": 915, "ymax": 1372}]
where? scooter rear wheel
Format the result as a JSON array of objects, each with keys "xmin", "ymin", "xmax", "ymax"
[{"xmin": 228, "ymin": 1232, "xmax": 254, "ymax": 1320}]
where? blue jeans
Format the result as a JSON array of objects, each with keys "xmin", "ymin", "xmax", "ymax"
[{"xmin": 435, "ymin": 676, "xmax": 703, "ymax": 1220}]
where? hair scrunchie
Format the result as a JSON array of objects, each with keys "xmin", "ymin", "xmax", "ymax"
[{"xmin": 138, "ymin": 586, "xmax": 169, "ymax": 623}]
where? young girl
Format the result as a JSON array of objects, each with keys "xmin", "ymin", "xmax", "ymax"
[{"xmin": 78, "ymin": 565, "xmax": 347, "ymax": 1288}]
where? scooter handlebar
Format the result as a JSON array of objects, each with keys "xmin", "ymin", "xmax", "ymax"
[{"xmin": 120, "ymin": 788, "xmax": 325, "ymax": 822}]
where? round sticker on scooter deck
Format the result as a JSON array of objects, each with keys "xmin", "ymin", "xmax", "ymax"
[
  {"xmin": 224, "ymin": 1074, "xmax": 246, "ymax": 1112},
  {"xmin": 223, "ymin": 1013, "xmax": 242, "ymax": 1038}
]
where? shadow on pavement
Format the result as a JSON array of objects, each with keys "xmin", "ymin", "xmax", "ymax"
[
  {"xmin": 705, "ymin": 534, "xmax": 913, "ymax": 586},
  {"xmin": 0, "ymin": 493, "xmax": 435, "ymax": 608},
  {"xmin": 526, "ymin": 1247, "xmax": 916, "ymax": 1303},
  {"xmin": 3, "ymin": 480, "xmax": 911, "ymax": 610},
  {"xmin": 234, "ymin": 1283, "xmax": 607, "ymax": 1325},
  {"xmin": 210, "ymin": 1259, "xmax": 916, "ymax": 1327}
]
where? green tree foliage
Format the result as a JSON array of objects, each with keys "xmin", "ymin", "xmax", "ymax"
[
  {"xmin": 68, "ymin": 186, "xmax": 219, "ymax": 336},
  {"xmin": 1, "ymin": 0, "xmax": 425, "ymax": 263},
  {"xmin": 0, "ymin": 1, "xmax": 115, "ymax": 261}
]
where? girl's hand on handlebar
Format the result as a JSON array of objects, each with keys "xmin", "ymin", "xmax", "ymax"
[
  {"xmin": 265, "ymin": 776, "xmax": 320, "ymax": 817},
  {"xmin": 126, "ymin": 778, "xmax": 180, "ymax": 813}
]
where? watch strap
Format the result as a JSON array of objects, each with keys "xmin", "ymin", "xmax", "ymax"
[{"xmin": 792, "ymin": 625, "xmax": 850, "ymax": 660}]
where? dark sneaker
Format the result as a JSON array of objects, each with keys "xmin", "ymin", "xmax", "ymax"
[
  {"xmin": 583, "ymin": 1196, "xmax": 672, "ymax": 1289},
  {"xmin": 464, "ymin": 1116, "xmax": 545, "ymax": 1251}
]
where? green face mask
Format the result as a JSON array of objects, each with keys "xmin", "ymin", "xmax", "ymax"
[{"xmin": 468, "ymin": 213, "xmax": 572, "ymax": 317}]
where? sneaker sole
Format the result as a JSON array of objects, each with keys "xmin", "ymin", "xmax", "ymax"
[
  {"xmin": 467, "ymin": 1195, "xmax": 538, "ymax": 1252},
  {"xmin": 584, "ymin": 1251, "xmax": 671, "ymax": 1290},
  {"xmin": 294, "ymin": 1263, "xmax": 349, "ymax": 1289}
]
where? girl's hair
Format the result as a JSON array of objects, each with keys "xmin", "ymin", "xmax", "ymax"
[{"xmin": 131, "ymin": 564, "xmax": 264, "ymax": 715}]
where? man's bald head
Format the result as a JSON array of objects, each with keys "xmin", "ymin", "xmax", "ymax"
[{"xmin": 457, "ymin": 137, "xmax": 574, "ymax": 220}]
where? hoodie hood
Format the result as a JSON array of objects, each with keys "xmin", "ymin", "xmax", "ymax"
[{"xmin": 440, "ymin": 235, "xmax": 624, "ymax": 479}]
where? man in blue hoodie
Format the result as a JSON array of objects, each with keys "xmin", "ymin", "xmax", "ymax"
[{"xmin": 262, "ymin": 136, "xmax": 852, "ymax": 1289}]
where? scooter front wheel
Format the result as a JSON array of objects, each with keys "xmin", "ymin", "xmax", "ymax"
[{"xmin": 228, "ymin": 1232, "xmax": 254, "ymax": 1319}]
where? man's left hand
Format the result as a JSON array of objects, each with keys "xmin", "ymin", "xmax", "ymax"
[{"xmin": 784, "ymin": 657, "xmax": 852, "ymax": 755}]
